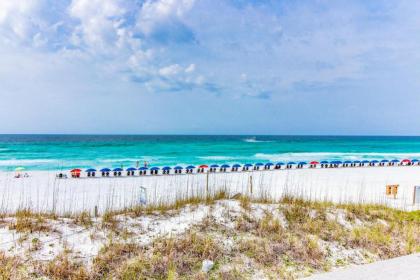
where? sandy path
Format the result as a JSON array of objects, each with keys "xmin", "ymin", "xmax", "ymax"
[{"xmin": 306, "ymin": 253, "xmax": 420, "ymax": 280}]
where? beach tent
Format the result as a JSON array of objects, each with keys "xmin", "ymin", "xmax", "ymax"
[
  {"xmin": 275, "ymin": 162, "xmax": 285, "ymax": 169},
  {"xmin": 254, "ymin": 162, "xmax": 263, "ymax": 170},
  {"xmin": 264, "ymin": 162, "xmax": 274, "ymax": 170},
  {"xmin": 380, "ymin": 159, "xmax": 389, "ymax": 166},
  {"xmin": 70, "ymin": 168, "xmax": 81, "ymax": 178},
  {"xmin": 209, "ymin": 164, "xmax": 219, "ymax": 172},
  {"xmin": 186, "ymin": 165, "xmax": 195, "ymax": 174},
  {"xmin": 297, "ymin": 161, "xmax": 307, "ymax": 168},
  {"xmin": 220, "ymin": 164, "xmax": 230, "ymax": 172},
  {"xmin": 198, "ymin": 164, "xmax": 208, "ymax": 173},
  {"xmin": 113, "ymin": 167, "xmax": 123, "ymax": 176},
  {"xmin": 139, "ymin": 166, "xmax": 148, "ymax": 175},
  {"xmin": 174, "ymin": 166, "xmax": 183, "ymax": 174},
  {"xmin": 401, "ymin": 159, "xmax": 411, "ymax": 166},
  {"xmin": 320, "ymin": 160, "xmax": 329, "ymax": 168},
  {"xmin": 232, "ymin": 164, "xmax": 241, "ymax": 171},
  {"xmin": 243, "ymin": 163, "xmax": 252, "ymax": 171},
  {"xmin": 85, "ymin": 168, "xmax": 96, "ymax": 177},
  {"xmin": 150, "ymin": 167, "xmax": 160, "ymax": 175},
  {"xmin": 343, "ymin": 160, "xmax": 352, "ymax": 167},
  {"xmin": 162, "ymin": 166, "xmax": 171, "ymax": 174}
]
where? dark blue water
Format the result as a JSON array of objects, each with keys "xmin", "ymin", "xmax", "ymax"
[{"xmin": 1, "ymin": 135, "xmax": 420, "ymax": 171}]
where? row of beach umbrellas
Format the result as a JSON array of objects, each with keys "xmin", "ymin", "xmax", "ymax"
[{"xmin": 71, "ymin": 158, "xmax": 419, "ymax": 174}]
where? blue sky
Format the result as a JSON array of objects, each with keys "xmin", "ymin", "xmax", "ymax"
[{"xmin": 1, "ymin": 0, "xmax": 420, "ymax": 135}]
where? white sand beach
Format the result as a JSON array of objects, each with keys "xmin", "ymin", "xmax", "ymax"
[{"xmin": 1, "ymin": 166, "xmax": 420, "ymax": 214}]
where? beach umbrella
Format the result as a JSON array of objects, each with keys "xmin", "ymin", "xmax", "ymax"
[
  {"xmin": 113, "ymin": 167, "xmax": 123, "ymax": 172},
  {"xmin": 85, "ymin": 168, "xmax": 96, "ymax": 172},
  {"xmin": 255, "ymin": 163, "xmax": 264, "ymax": 166},
  {"xmin": 320, "ymin": 161, "xmax": 329, "ymax": 164},
  {"xmin": 298, "ymin": 161, "xmax": 307, "ymax": 165},
  {"xmin": 370, "ymin": 160, "xmax": 379, "ymax": 163},
  {"xmin": 411, "ymin": 159, "xmax": 419, "ymax": 163},
  {"xmin": 265, "ymin": 162, "xmax": 274, "ymax": 166},
  {"xmin": 310, "ymin": 161, "xmax": 319, "ymax": 165},
  {"xmin": 199, "ymin": 164, "xmax": 209, "ymax": 168},
  {"xmin": 186, "ymin": 165, "xmax": 196, "ymax": 169},
  {"xmin": 287, "ymin": 162, "xmax": 296, "ymax": 165},
  {"xmin": 334, "ymin": 161, "xmax": 342, "ymax": 164},
  {"xmin": 162, "ymin": 166, "xmax": 171, "ymax": 170},
  {"xmin": 126, "ymin": 167, "xmax": 137, "ymax": 171},
  {"xmin": 100, "ymin": 168, "xmax": 111, "ymax": 172},
  {"xmin": 174, "ymin": 166, "xmax": 183, "ymax": 170},
  {"xmin": 343, "ymin": 161, "xmax": 352, "ymax": 164},
  {"xmin": 353, "ymin": 160, "xmax": 360, "ymax": 164},
  {"xmin": 210, "ymin": 164, "xmax": 219, "ymax": 168},
  {"xmin": 150, "ymin": 167, "xmax": 160, "ymax": 171},
  {"xmin": 15, "ymin": 167, "xmax": 25, "ymax": 171},
  {"xmin": 244, "ymin": 164, "xmax": 253, "ymax": 167},
  {"xmin": 139, "ymin": 167, "xmax": 148, "ymax": 171},
  {"xmin": 361, "ymin": 160, "xmax": 370, "ymax": 164},
  {"xmin": 71, "ymin": 168, "xmax": 82, "ymax": 172},
  {"xmin": 276, "ymin": 162, "xmax": 285, "ymax": 165},
  {"xmin": 401, "ymin": 159, "xmax": 411, "ymax": 163},
  {"xmin": 233, "ymin": 164, "xmax": 241, "ymax": 168},
  {"xmin": 380, "ymin": 160, "xmax": 389, "ymax": 163},
  {"xmin": 221, "ymin": 164, "xmax": 230, "ymax": 168},
  {"xmin": 391, "ymin": 159, "xmax": 399, "ymax": 163}
]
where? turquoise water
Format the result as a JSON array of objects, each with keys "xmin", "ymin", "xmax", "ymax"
[{"xmin": 1, "ymin": 135, "xmax": 420, "ymax": 171}]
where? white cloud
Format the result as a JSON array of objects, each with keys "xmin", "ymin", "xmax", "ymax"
[
  {"xmin": 69, "ymin": 0, "xmax": 128, "ymax": 50},
  {"xmin": 159, "ymin": 64, "xmax": 183, "ymax": 76},
  {"xmin": 137, "ymin": 0, "xmax": 195, "ymax": 34},
  {"xmin": 0, "ymin": 0, "xmax": 46, "ymax": 42},
  {"xmin": 185, "ymin": 63, "xmax": 195, "ymax": 73}
]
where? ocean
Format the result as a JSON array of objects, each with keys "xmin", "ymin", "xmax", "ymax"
[{"xmin": 1, "ymin": 135, "xmax": 420, "ymax": 171}]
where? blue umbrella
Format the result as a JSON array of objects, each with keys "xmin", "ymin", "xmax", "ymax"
[
  {"xmin": 381, "ymin": 160, "xmax": 389, "ymax": 163},
  {"xmin": 334, "ymin": 161, "xmax": 343, "ymax": 164},
  {"xmin": 139, "ymin": 167, "xmax": 148, "ymax": 171},
  {"xmin": 287, "ymin": 162, "xmax": 296, "ymax": 165},
  {"xmin": 353, "ymin": 160, "xmax": 361, "ymax": 164},
  {"xmin": 126, "ymin": 167, "xmax": 137, "ymax": 171},
  {"xmin": 150, "ymin": 167, "xmax": 160, "ymax": 171},
  {"xmin": 233, "ymin": 164, "xmax": 241, "ymax": 168},
  {"xmin": 85, "ymin": 168, "xmax": 96, "ymax": 172},
  {"xmin": 276, "ymin": 162, "xmax": 285, "ymax": 165},
  {"xmin": 255, "ymin": 163, "xmax": 264, "ymax": 166},
  {"xmin": 343, "ymin": 161, "xmax": 352, "ymax": 164},
  {"xmin": 320, "ymin": 161, "xmax": 329, "ymax": 164},
  {"xmin": 370, "ymin": 160, "xmax": 379, "ymax": 163},
  {"xmin": 113, "ymin": 168, "xmax": 123, "ymax": 172},
  {"xmin": 210, "ymin": 164, "xmax": 219, "ymax": 168},
  {"xmin": 162, "ymin": 166, "xmax": 171, "ymax": 170},
  {"xmin": 221, "ymin": 164, "xmax": 230, "ymax": 168},
  {"xmin": 100, "ymin": 168, "xmax": 111, "ymax": 172},
  {"xmin": 244, "ymin": 163, "xmax": 253, "ymax": 167},
  {"xmin": 391, "ymin": 159, "xmax": 400, "ymax": 163},
  {"xmin": 298, "ymin": 162, "xmax": 307, "ymax": 165},
  {"xmin": 411, "ymin": 159, "xmax": 419, "ymax": 163},
  {"xmin": 361, "ymin": 160, "xmax": 370, "ymax": 164},
  {"xmin": 186, "ymin": 165, "xmax": 196, "ymax": 169},
  {"xmin": 265, "ymin": 163, "xmax": 274, "ymax": 166},
  {"xmin": 174, "ymin": 166, "xmax": 183, "ymax": 170}
]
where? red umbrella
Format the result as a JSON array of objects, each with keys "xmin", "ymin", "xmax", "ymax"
[
  {"xmin": 401, "ymin": 159, "xmax": 411, "ymax": 163},
  {"xmin": 199, "ymin": 164, "xmax": 209, "ymax": 168},
  {"xmin": 71, "ymin": 168, "xmax": 81, "ymax": 172},
  {"xmin": 310, "ymin": 161, "xmax": 319, "ymax": 165}
]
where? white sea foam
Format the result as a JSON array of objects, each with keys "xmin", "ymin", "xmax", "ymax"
[
  {"xmin": 0, "ymin": 159, "xmax": 57, "ymax": 166},
  {"xmin": 243, "ymin": 137, "xmax": 273, "ymax": 143},
  {"xmin": 253, "ymin": 152, "xmax": 420, "ymax": 162},
  {"xmin": 198, "ymin": 156, "xmax": 237, "ymax": 161}
]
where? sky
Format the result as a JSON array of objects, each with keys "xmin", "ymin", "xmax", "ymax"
[{"xmin": 0, "ymin": 0, "xmax": 420, "ymax": 135}]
